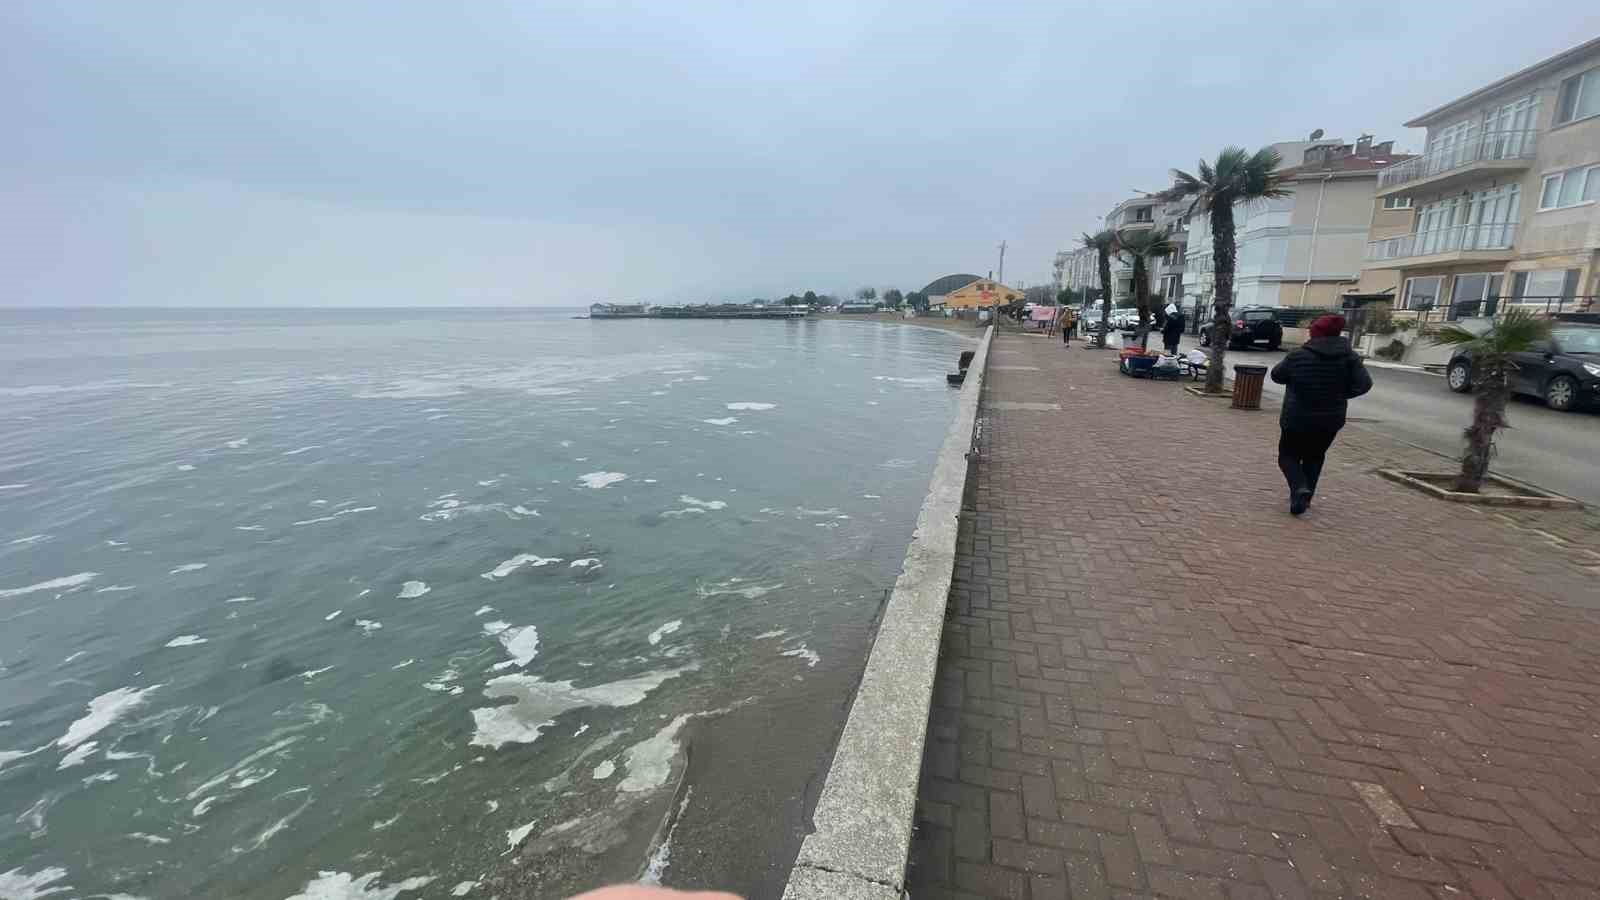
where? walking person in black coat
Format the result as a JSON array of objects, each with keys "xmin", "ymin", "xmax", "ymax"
[{"xmin": 1269, "ymin": 314, "xmax": 1373, "ymax": 515}]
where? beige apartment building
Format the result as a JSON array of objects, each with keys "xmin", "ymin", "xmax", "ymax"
[{"xmin": 1358, "ymin": 37, "xmax": 1600, "ymax": 316}]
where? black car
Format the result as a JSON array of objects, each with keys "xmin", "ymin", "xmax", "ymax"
[
  {"xmin": 1446, "ymin": 322, "xmax": 1600, "ymax": 412},
  {"xmin": 1200, "ymin": 306, "xmax": 1283, "ymax": 350}
]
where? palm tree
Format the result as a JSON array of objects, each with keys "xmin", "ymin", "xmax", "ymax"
[
  {"xmin": 1160, "ymin": 147, "xmax": 1291, "ymax": 391},
  {"xmin": 1079, "ymin": 229, "xmax": 1118, "ymax": 347},
  {"xmin": 1432, "ymin": 309, "xmax": 1552, "ymax": 492},
  {"xmin": 1114, "ymin": 228, "xmax": 1175, "ymax": 350}
]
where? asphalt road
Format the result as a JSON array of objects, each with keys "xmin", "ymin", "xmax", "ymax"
[{"xmin": 1119, "ymin": 332, "xmax": 1600, "ymax": 504}]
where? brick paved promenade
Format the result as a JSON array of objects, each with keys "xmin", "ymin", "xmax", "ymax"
[{"xmin": 908, "ymin": 332, "xmax": 1600, "ymax": 900}]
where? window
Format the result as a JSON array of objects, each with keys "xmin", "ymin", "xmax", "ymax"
[
  {"xmin": 1511, "ymin": 268, "xmax": 1580, "ymax": 303},
  {"xmin": 1401, "ymin": 275, "xmax": 1443, "ymax": 310},
  {"xmin": 1242, "ymin": 310, "xmax": 1274, "ymax": 322},
  {"xmin": 1553, "ymin": 327, "xmax": 1600, "ymax": 354},
  {"xmin": 1383, "ymin": 196, "xmax": 1413, "ymax": 210},
  {"xmin": 1555, "ymin": 66, "xmax": 1600, "ymax": 125},
  {"xmin": 1538, "ymin": 165, "xmax": 1600, "ymax": 210}
]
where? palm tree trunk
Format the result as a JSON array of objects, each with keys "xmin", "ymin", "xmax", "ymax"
[
  {"xmin": 1204, "ymin": 202, "xmax": 1237, "ymax": 393},
  {"xmin": 1455, "ymin": 360, "xmax": 1508, "ymax": 492},
  {"xmin": 1133, "ymin": 256, "xmax": 1151, "ymax": 351},
  {"xmin": 1096, "ymin": 249, "xmax": 1113, "ymax": 348}
]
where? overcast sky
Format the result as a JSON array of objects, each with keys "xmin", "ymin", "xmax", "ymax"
[{"xmin": 5, "ymin": 3, "xmax": 1598, "ymax": 306}]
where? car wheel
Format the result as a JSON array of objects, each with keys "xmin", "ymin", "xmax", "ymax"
[
  {"xmin": 1267, "ymin": 337, "xmax": 1281, "ymax": 351},
  {"xmin": 1545, "ymin": 375, "xmax": 1578, "ymax": 411},
  {"xmin": 1446, "ymin": 360, "xmax": 1473, "ymax": 393}
]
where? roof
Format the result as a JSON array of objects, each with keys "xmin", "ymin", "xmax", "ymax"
[
  {"xmin": 921, "ymin": 273, "xmax": 982, "ymax": 296},
  {"xmin": 1275, "ymin": 153, "xmax": 1416, "ymax": 179},
  {"xmin": 1404, "ymin": 36, "xmax": 1600, "ymax": 127}
]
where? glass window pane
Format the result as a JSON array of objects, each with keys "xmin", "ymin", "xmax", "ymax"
[
  {"xmin": 1585, "ymin": 167, "xmax": 1600, "ymax": 202},
  {"xmin": 1541, "ymin": 175, "xmax": 1562, "ymax": 208},
  {"xmin": 1580, "ymin": 70, "xmax": 1600, "ymax": 120},
  {"xmin": 1557, "ymin": 74, "xmax": 1581, "ymax": 123},
  {"xmin": 1559, "ymin": 171, "xmax": 1584, "ymax": 207}
]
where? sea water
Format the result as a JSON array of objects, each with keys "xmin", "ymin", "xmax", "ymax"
[{"xmin": 0, "ymin": 308, "xmax": 971, "ymax": 899}]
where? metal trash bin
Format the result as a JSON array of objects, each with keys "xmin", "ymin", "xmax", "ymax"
[{"xmin": 1232, "ymin": 365, "xmax": 1268, "ymax": 410}]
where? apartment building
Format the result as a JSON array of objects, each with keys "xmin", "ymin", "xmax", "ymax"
[
  {"xmin": 1101, "ymin": 195, "xmax": 1194, "ymax": 307},
  {"xmin": 1055, "ymin": 247, "xmax": 1098, "ymax": 298},
  {"xmin": 1357, "ymin": 37, "xmax": 1600, "ymax": 316},
  {"xmin": 1184, "ymin": 135, "xmax": 1411, "ymax": 310}
]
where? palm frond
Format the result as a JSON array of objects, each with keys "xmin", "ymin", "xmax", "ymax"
[
  {"xmin": 1432, "ymin": 309, "xmax": 1552, "ymax": 353},
  {"xmin": 1431, "ymin": 325, "xmax": 1482, "ymax": 347}
]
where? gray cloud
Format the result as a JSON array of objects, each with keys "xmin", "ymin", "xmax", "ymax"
[{"xmin": 4, "ymin": 2, "xmax": 1597, "ymax": 305}]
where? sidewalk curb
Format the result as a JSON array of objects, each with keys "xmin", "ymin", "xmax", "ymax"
[{"xmin": 781, "ymin": 325, "xmax": 994, "ymax": 899}]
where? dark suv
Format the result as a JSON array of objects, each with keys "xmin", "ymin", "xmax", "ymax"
[
  {"xmin": 1200, "ymin": 306, "xmax": 1283, "ymax": 350},
  {"xmin": 1447, "ymin": 322, "xmax": 1600, "ymax": 412}
]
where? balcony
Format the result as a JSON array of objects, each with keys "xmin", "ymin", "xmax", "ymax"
[
  {"xmin": 1364, "ymin": 223, "xmax": 1518, "ymax": 269},
  {"xmin": 1375, "ymin": 130, "xmax": 1537, "ymax": 196}
]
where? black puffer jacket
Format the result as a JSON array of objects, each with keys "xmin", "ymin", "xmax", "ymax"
[{"xmin": 1269, "ymin": 336, "xmax": 1373, "ymax": 431}]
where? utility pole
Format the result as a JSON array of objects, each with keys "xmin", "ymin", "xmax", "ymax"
[{"xmin": 997, "ymin": 241, "xmax": 1007, "ymax": 285}]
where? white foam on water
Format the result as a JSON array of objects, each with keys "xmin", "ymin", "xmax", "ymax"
[
  {"xmin": 283, "ymin": 871, "xmax": 435, "ymax": 900},
  {"xmin": 300, "ymin": 666, "xmax": 335, "ymax": 680},
  {"xmin": 8, "ymin": 534, "xmax": 49, "ymax": 545},
  {"xmin": 879, "ymin": 458, "xmax": 915, "ymax": 468},
  {"xmin": 469, "ymin": 667, "xmax": 693, "ymax": 749},
  {"xmin": 450, "ymin": 882, "xmax": 477, "ymax": 897},
  {"xmin": 397, "ymin": 581, "xmax": 430, "ymax": 599},
  {"xmin": 618, "ymin": 714, "xmax": 692, "ymax": 793},
  {"xmin": 577, "ymin": 471, "xmax": 628, "ymax": 489},
  {"xmin": 57, "ymin": 741, "xmax": 97, "ymax": 769},
  {"xmin": 525, "ymin": 387, "xmax": 578, "ymax": 396},
  {"xmin": 61, "ymin": 651, "xmax": 86, "ymax": 665},
  {"xmin": 94, "ymin": 584, "xmax": 136, "ymax": 593},
  {"xmin": 795, "ymin": 507, "xmax": 840, "ymax": 517},
  {"xmin": 0, "ymin": 572, "xmax": 97, "ymax": 599},
  {"xmin": 642, "ymin": 478, "xmax": 658, "ymax": 483},
  {"xmin": 659, "ymin": 508, "xmax": 705, "ymax": 518},
  {"xmin": 225, "ymin": 438, "xmax": 249, "ymax": 448},
  {"xmin": 569, "ymin": 558, "xmax": 602, "ymax": 571},
  {"xmin": 252, "ymin": 796, "xmax": 312, "ymax": 851},
  {"xmin": 474, "ymin": 606, "xmax": 495, "ymax": 616},
  {"xmin": 573, "ymin": 724, "xmax": 589, "ymax": 737},
  {"xmin": 0, "ymin": 483, "xmax": 31, "ymax": 491},
  {"xmin": 678, "ymin": 496, "xmax": 727, "ymax": 510},
  {"xmin": 0, "ymin": 866, "xmax": 70, "ymax": 900},
  {"xmin": 725, "ymin": 402, "xmax": 776, "ymax": 411},
  {"xmin": 691, "ymin": 375, "xmax": 710, "ymax": 381},
  {"xmin": 192, "ymin": 796, "xmax": 219, "ymax": 817},
  {"xmin": 701, "ymin": 417, "xmax": 738, "ymax": 426},
  {"xmin": 480, "ymin": 555, "xmax": 561, "ymax": 580},
  {"xmin": 169, "ymin": 564, "xmax": 207, "ymax": 574},
  {"xmin": 559, "ymin": 440, "xmax": 573, "ymax": 448},
  {"xmin": 325, "ymin": 610, "xmax": 343, "ymax": 621},
  {"xmin": 356, "ymin": 620, "xmax": 382, "ymax": 635},
  {"xmin": 57, "ymin": 685, "xmax": 161, "ymax": 749},
  {"xmin": 754, "ymin": 629, "xmax": 786, "ymax": 640},
  {"xmin": 862, "ymin": 493, "xmax": 882, "ymax": 499},
  {"xmin": 484, "ymin": 624, "xmax": 539, "ymax": 669},
  {"xmin": 391, "ymin": 659, "xmax": 415, "ymax": 670},
  {"xmin": 371, "ymin": 814, "xmax": 401, "ymax": 831},
  {"xmin": 128, "ymin": 832, "xmax": 171, "ymax": 845},
  {"xmin": 164, "ymin": 635, "xmax": 207, "ymax": 648},
  {"xmin": 506, "ymin": 821, "xmax": 537, "ymax": 849},
  {"xmin": 592, "ymin": 759, "xmax": 616, "ymax": 780},
  {"xmin": 0, "ymin": 748, "xmax": 38, "ymax": 774},
  {"xmin": 176, "ymin": 464, "xmax": 196, "ymax": 471},
  {"xmin": 83, "ymin": 770, "xmax": 119, "ymax": 788},
  {"xmin": 647, "ymin": 620, "xmax": 682, "ymax": 646},
  {"xmin": 292, "ymin": 506, "xmax": 377, "ymax": 526},
  {"xmin": 511, "ymin": 505, "xmax": 539, "ymax": 517},
  {"xmin": 781, "ymin": 645, "xmax": 821, "ymax": 668},
  {"xmin": 476, "ymin": 479, "xmax": 499, "ymax": 486},
  {"xmin": 236, "ymin": 525, "xmax": 265, "ymax": 532},
  {"xmin": 282, "ymin": 446, "xmax": 322, "ymax": 456},
  {"xmin": 485, "ymin": 800, "xmax": 499, "ymax": 812},
  {"xmin": 225, "ymin": 596, "xmax": 255, "ymax": 604},
  {"xmin": 640, "ymin": 785, "xmax": 694, "ymax": 885},
  {"xmin": 696, "ymin": 580, "xmax": 782, "ymax": 601},
  {"xmin": 357, "ymin": 588, "xmax": 371, "ymax": 598}
]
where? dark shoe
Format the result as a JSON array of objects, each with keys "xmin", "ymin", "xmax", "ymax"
[{"xmin": 1290, "ymin": 488, "xmax": 1311, "ymax": 516}]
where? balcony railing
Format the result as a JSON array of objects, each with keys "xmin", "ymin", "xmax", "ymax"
[
  {"xmin": 1376, "ymin": 129, "xmax": 1538, "ymax": 191},
  {"xmin": 1365, "ymin": 223, "xmax": 1518, "ymax": 262}
]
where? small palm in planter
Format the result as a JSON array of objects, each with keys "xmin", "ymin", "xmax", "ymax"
[{"xmin": 1432, "ymin": 309, "xmax": 1552, "ymax": 492}]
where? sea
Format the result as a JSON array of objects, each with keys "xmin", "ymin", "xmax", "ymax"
[{"xmin": 0, "ymin": 308, "xmax": 973, "ymax": 900}]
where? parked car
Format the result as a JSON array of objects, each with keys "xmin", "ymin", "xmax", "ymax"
[
  {"xmin": 1200, "ymin": 306, "xmax": 1283, "ymax": 350},
  {"xmin": 1446, "ymin": 322, "xmax": 1600, "ymax": 412}
]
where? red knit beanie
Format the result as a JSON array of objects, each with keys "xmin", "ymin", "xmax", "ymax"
[{"xmin": 1309, "ymin": 315, "xmax": 1346, "ymax": 338}]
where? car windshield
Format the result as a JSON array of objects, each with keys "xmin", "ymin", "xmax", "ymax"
[
  {"xmin": 1554, "ymin": 328, "xmax": 1600, "ymax": 354},
  {"xmin": 1243, "ymin": 311, "xmax": 1271, "ymax": 321}
]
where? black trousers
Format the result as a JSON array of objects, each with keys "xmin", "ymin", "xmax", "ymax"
[{"xmin": 1278, "ymin": 428, "xmax": 1340, "ymax": 495}]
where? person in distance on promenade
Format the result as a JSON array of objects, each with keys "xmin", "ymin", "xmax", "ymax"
[
  {"xmin": 1268, "ymin": 314, "xmax": 1372, "ymax": 516},
  {"xmin": 1161, "ymin": 304, "xmax": 1185, "ymax": 356}
]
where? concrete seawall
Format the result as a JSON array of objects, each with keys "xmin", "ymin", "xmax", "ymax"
[{"xmin": 782, "ymin": 325, "xmax": 994, "ymax": 900}]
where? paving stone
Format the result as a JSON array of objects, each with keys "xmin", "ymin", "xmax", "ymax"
[{"xmin": 903, "ymin": 334, "xmax": 1600, "ymax": 900}]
